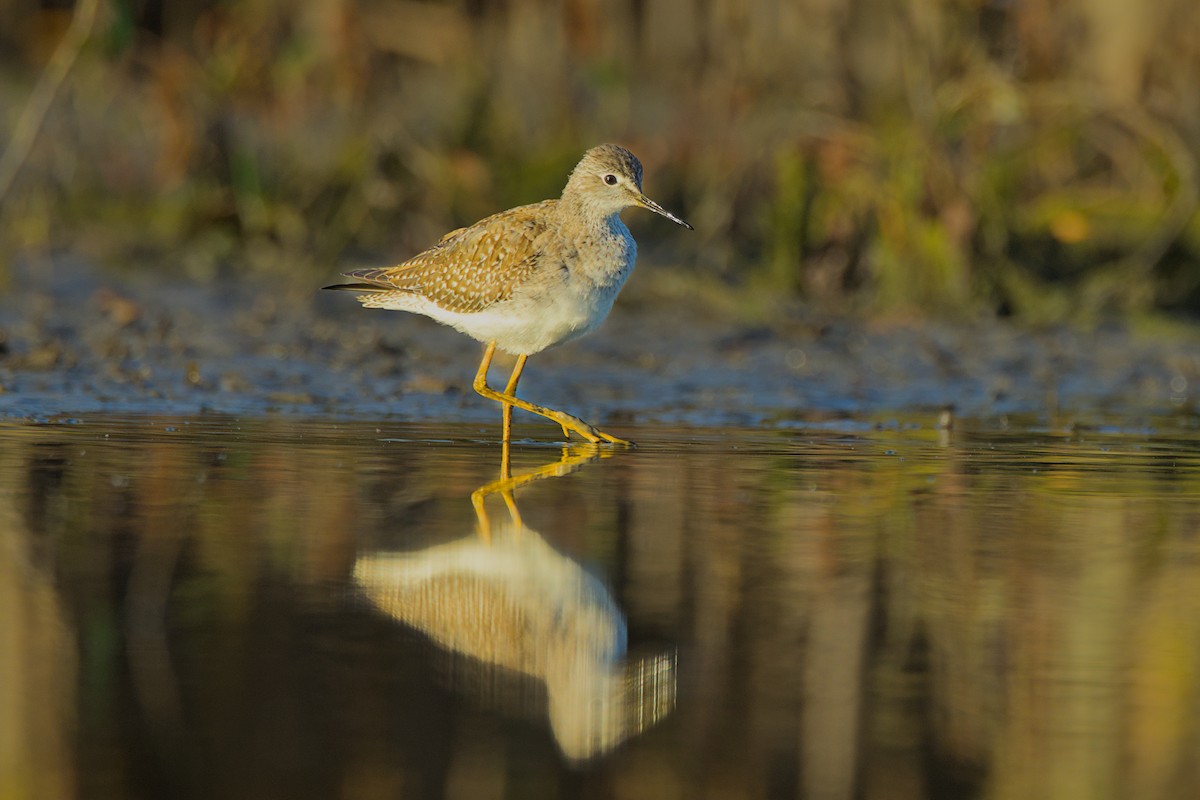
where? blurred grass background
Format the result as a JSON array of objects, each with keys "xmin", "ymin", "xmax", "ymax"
[{"xmin": 1, "ymin": 0, "xmax": 1199, "ymax": 321}]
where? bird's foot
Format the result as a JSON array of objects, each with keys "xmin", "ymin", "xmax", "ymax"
[
  {"xmin": 593, "ymin": 428, "xmax": 635, "ymax": 447},
  {"xmin": 549, "ymin": 410, "xmax": 634, "ymax": 447}
]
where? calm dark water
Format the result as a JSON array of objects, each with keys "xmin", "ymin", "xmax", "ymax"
[{"xmin": 4, "ymin": 414, "xmax": 1200, "ymax": 799}]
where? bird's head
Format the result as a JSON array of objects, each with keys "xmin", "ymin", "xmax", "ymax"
[{"xmin": 565, "ymin": 144, "xmax": 692, "ymax": 230}]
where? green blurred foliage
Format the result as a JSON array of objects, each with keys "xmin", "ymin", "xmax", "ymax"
[{"xmin": 0, "ymin": 0, "xmax": 1198, "ymax": 320}]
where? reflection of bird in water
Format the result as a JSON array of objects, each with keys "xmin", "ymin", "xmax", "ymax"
[{"xmin": 353, "ymin": 445, "xmax": 675, "ymax": 762}]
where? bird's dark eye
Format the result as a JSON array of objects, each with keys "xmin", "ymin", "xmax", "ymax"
[{"xmin": 603, "ymin": 174, "xmax": 618, "ymax": 185}]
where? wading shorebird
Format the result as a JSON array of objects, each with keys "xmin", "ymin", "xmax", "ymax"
[{"xmin": 323, "ymin": 144, "xmax": 691, "ymax": 446}]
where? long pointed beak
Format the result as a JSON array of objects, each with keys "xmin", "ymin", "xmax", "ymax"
[{"xmin": 636, "ymin": 193, "xmax": 693, "ymax": 230}]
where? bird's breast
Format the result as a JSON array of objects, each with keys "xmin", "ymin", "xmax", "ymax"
[{"xmin": 565, "ymin": 219, "xmax": 637, "ymax": 291}]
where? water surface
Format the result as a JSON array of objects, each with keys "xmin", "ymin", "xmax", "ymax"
[{"xmin": 4, "ymin": 414, "xmax": 1200, "ymax": 799}]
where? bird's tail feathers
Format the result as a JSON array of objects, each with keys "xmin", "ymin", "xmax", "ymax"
[{"xmin": 321, "ymin": 282, "xmax": 388, "ymax": 293}]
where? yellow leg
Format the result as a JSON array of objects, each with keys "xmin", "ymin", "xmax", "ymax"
[
  {"xmin": 500, "ymin": 354, "xmax": 525, "ymax": 445},
  {"xmin": 501, "ymin": 354, "xmax": 569, "ymax": 440},
  {"xmin": 473, "ymin": 341, "xmax": 633, "ymax": 446}
]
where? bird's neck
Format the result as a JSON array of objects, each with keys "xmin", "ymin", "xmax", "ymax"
[{"xmin": 555, "ymin": 193, "xmax": 623, "ymax": 238}]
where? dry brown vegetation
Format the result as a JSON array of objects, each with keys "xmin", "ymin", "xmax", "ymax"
[{"xmin": 1, "ymin": 0, "xmax": 1198, "ymax": 320}]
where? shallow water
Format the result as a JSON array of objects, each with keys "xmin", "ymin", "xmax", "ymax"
[{"xmin": 4, "ymin": 414, "xmax": 1200, "ymax": 799}]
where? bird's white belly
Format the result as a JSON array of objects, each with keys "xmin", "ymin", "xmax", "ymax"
[
  {"xmin": 373, "ymin": 277, "xmax": 622, "ymax": 355},
  {"xmin": 451, "ymin": 282, "xmax": 619, "ymax": 355}
]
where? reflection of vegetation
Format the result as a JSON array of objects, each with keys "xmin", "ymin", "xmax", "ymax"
[
  {"xmin": 1, "ymin": 1, "xmax": 1198, "ymax": 320},
  {"xmin": 2, "ymin": 416, "xmax": 1200, "ymax": 796}
]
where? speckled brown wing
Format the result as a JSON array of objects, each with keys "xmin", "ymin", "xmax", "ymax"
[{"xmin": 343, "ymin": 201, "xmax": 557, "ymax": 314}]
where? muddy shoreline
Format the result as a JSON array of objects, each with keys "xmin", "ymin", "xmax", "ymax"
[{"xmin": 2, "ymin": 257, "xmax": 1198, "ymax": 429}]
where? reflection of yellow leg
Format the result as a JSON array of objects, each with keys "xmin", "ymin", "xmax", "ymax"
[
  {"xmin": 501, "ymin": 492, "xmax": 523, "ymax": 529},
  {"xmin": 473, "ymin": 341, "xmax": 633, "ymax": 446},
  {"xmin": 470, "ymin": 489, "xmax": 492, "ymax": 543},
  {"xmin": 470, "ymin": 441, "xmax": 612, "ymax": 538}
]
